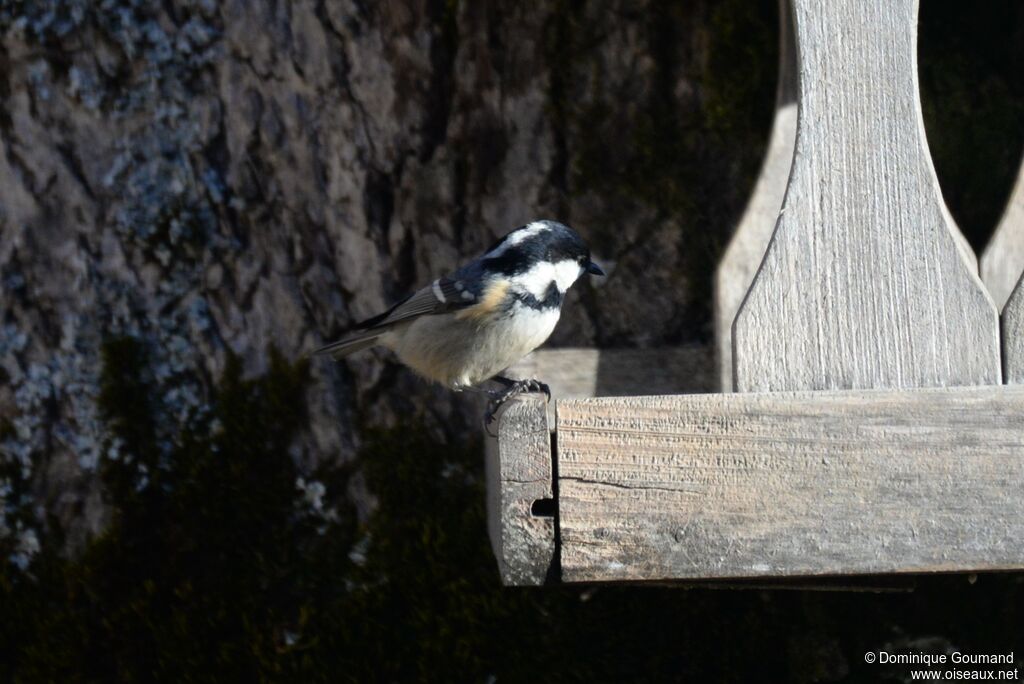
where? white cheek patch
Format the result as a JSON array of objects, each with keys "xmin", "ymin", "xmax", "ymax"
[
  {"xmin": 513, "ymin": 259, "xmax": 582, "ymax": 298},
  {"xmin": 552, "ymin": 260, "xmax": 584, "ymax": 293},
  {"xmin": 514, "ymin": 262, "xmax": 554, "ymax": 298}
]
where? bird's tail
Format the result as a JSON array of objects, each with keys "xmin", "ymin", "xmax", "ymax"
[{"xmin": 313, "ymin": 332, "xmax": 383, "ymax": 359}]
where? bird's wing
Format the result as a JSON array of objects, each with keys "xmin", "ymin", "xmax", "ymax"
[
  {"xmin": 314, "ymin": 274, "xmax": 487, "ymax": 358},
  {"xmin": 353, "ymin": 276, "xmax": 479, "ymax": 331}
]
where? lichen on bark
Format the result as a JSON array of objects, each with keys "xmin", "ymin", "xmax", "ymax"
[{"xmin": 0, "ymin": 0, "xmax": 778, "ymax": 555}]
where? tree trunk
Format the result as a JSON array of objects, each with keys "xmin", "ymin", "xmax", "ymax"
[{"xmin": 0, "ymin": 0, "xmax": 775, "ymax": 550}]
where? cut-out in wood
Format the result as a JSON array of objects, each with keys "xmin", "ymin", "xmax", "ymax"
[
  {"xmin": 733, "ymin": 0, "xmax": 999, "ymax": 392},
  {"xmin": 485, "ymin": 395, "xmax": 555, "ymax": 586},
  {"xmin": 1003, "ymin": 272, "xmax": 1024, "ymax": 384},
  {"xmin": 981, "ymin": 154, "xmax": 1024, "ymax": 312},
  {"xmin": 715, "ymin": 0, "xmax": 797, "ymax": 393},
  {"xmin": 557, "ymin": 385, "xmax": 1024, "ymax": 582}
]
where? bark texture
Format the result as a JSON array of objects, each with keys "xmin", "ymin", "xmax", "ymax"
[{"xmin": 0, "ymin": 0, "xmax": 774, "ymax": 549}]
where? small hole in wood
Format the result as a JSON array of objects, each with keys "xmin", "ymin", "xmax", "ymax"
[{"xmin": 530, "ymin": 498, "xmax": 555, "ymax": 518}]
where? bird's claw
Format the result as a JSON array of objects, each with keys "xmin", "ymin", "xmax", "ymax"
[
  {"xmin": 521, "ymin": 379, "xmax": 551, "ymax": 400},
  {"xmin": 483, "ymin": 378, "xmax": 551, "ymax": 428}
]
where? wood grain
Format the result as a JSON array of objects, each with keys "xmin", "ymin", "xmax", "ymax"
[
  {"xmin": 981, "ymin": 157, "xmax": 1024, "ymax": 313},
  {"xmin": 556, "ymin": 385, "xmax": 1024, "ymax": 582},
  {"xmin": 715, "ymin": 0, "xmax": 797, "ymax": 393},
  {"xmin": 485, "ymin": 394, "xmax": 555, "ymax": 585},
  {"xmin": 732, "ymin": 0, "xmax": 999, "ymax": 392},
  {"xmin": 1003, "ymin": 273, "xmax": 1024, "ymax": 384}
]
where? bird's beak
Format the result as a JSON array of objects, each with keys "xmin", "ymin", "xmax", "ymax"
[{"xmin": 585, "ymin": 260, "xmax": 605, "ymax": 276}]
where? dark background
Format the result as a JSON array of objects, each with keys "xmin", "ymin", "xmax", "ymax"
[{"xmin": 1, "ymin": 1, "xmax": 1023, "ymax": 681}]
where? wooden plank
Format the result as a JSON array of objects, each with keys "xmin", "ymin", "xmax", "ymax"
[
  {"xmin": 1003, "ymin": 272, "xmax": 1024, "ymax": 384},
  {"xmin": 732, "ymin": 0, "xmax": 999, "ymax": 393},
  {"xmin": 485, "ymin": 394, "xmax": 555, "ymax": 586},
  {"xmin": 981, "ymin": 157, "xmax": 1024, "ymax": 312},
  {"xmin": 556, "ymin": 385, "xmax": 1024, "ymax": 582},
  {"xmin": 715, "ymin": 0, "xmax": 797, "ymax": 393}
]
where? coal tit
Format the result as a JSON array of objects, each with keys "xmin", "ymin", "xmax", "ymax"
[{"xmin": 315, "ymin": 220, "xmax": 604, "ymax": 420}]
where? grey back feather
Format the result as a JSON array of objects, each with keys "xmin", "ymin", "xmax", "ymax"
[{"xmin": 313, "ymin": 268, "xmax": 485, "ymax": 358}]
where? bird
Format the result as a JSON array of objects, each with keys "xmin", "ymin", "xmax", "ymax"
[{"xmin": 315, "ymin": 220, "xmax": 604, "ymax": 422}]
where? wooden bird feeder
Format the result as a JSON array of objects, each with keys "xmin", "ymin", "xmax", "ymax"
[{"xmin": 484, "ymin": 0, "xmax": 1024, "ymax": 587}]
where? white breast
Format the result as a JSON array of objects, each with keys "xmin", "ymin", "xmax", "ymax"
[{"xmin": 384, "ymin": 303, "xmax": 561, "ymax": 388}]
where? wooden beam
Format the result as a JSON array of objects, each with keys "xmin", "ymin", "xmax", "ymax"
[
  {"xmin": 556, "ymin": 385, "xmax": 1024, "ymax": 582},
  {"xmin": 485, "ymin": 394, "xmax": 555, "ymax": 586},
  {"xmin": 732, "ymin": 0, "xmax": 998, "ymax": 393}
]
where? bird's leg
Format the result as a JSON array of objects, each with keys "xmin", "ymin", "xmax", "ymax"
[
  {"xmin": 484, "ymin": 375, "xmax": 551, "ymax": 425},
  {"xmin": 490, "ymin": 375, "xmax": 550, "ymax": 396},
  {"xmin": 453, "ymin": 385, "xmax": 491, "ymax": 395}
]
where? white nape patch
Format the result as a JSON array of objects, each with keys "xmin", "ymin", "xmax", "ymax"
[
  {"xmin": 461, "ymin": 290, "xmax": 474, "ymax": 301},
  {"xmin": 513, "ymin": 259, "xmax": 583, "ymax": 298},
  {"xmin": 431, "ymin": 279, "xmax": 446, "ymax": 302},
  {"xmin": 485, "ymin": 221, "xmax": 552, "ymax": 258}
]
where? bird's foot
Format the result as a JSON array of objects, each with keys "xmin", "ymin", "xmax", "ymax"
[{"xmin": 483, "ymin": 378, "xmax": 551, "ymax": 427}]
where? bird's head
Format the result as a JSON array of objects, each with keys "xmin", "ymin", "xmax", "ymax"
[{"xmin": 482, "ymin": 221, "xmax": 604, "ymax": 299}]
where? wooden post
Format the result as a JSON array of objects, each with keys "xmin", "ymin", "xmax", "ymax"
[
  {"xmin": 714, "ymin": 0, "xmax": 797, "ymax": 393},
  {"xmin": 485, "ymin": 394, "xmax": 556, "ymax": 586},
  {"xmin": 485, "ymin": 348, "xmax": 717, "ymax": 584},
  {"xmin": 732, "ymin": 0, "xmax": 999, "ymax": 393},
  {"xmin": 981, "ymin": 156, "xmax": 1024, "ymax": 313}
]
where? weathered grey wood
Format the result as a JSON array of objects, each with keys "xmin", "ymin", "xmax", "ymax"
[
  {"xmin": 484, "ymin": 347, "xmax": 713, "ymax": 583},
  {"xmin": 732, "ymin": 0, "xmax": 999, "ymax": 393},
  {"xmin": 555, "ymin": 385, "xmax": 1024, "ymax": 582},
  {"xmin": 504, "ymin": 347, "xmax": 715, "ymax": 424},
  {"xmin": 981, "ymin": 156, "xmax": 1024, "ymax": 312},
  {"xmin": 715, "ymin": 0, "xmax": 797, "ymax": 393},
  {"xmin": 1003, "ymin": 272, "xmax": 1024, "ymax": 384},
  {"xmin": 484, "ymin": 394, "xmax": 555, "ymax": 586}
]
